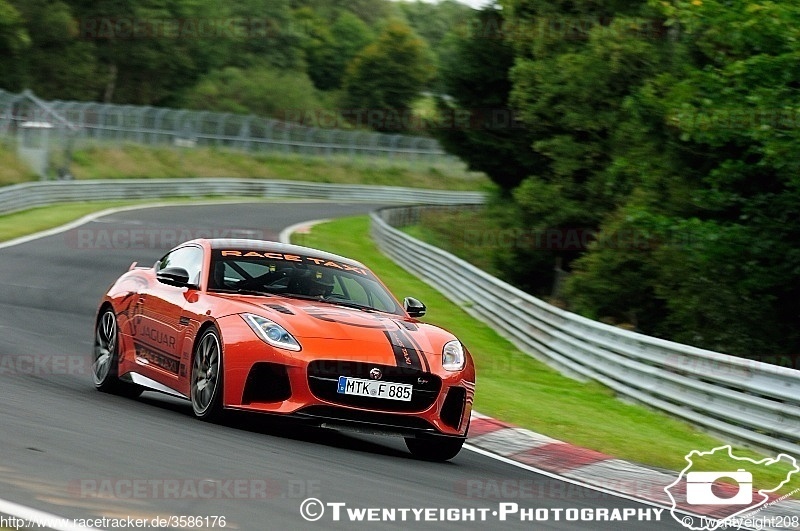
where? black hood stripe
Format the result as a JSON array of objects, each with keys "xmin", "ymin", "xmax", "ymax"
[
  {"xmin": 384, "ymin": 329, "xmax": 423, "ymax": 370},
  {"xmin": 398, "ymin": 326, "xmax": 431, "ymax": 373}
]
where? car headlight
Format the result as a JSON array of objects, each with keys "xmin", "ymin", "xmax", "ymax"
[
  {"xmin": 242, "ymin": 314, "xmax": 301, "ymax": 351},
  {"xmin": 442, "ymin": 340, "xmax": 465, "ymax": 371}
]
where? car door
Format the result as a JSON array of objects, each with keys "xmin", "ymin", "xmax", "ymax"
[{"xmin": 131, "ymin": 245, "xmax": 204, "ymax": 393}]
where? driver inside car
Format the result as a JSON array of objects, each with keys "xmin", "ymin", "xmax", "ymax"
[{"xmin": 291, "ymin": 270, "xmax": 335, "ymax": 297}]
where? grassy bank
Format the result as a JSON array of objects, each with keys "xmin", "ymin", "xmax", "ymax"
[
  {"xmin": 0, "ymin": 197, "xmax": 264, "ymax": 242},
  {"xmin": 292, "ymin": 216, "xmax": 800, "ymax": 492},
  {"xmin": 0, "ymin": 142, "xmax": 37, "ymax": 185},
  {"xmin": 1, "ymin": 140, "xmax": 489, "ymax": 190},
  {"xmin": 0, "ymin": 201, "xmax": 139, "ymax": 242}
]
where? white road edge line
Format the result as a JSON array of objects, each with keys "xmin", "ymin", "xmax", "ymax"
[
  {"xmin": 0, "ymin": 498, "xmax": 101, "ymax": 531},
  {"xmin": 278, "ymin": 219, "xmax": 332, "ymax": 245},
  {"xmin": 0, "ymin": 199, "xmax": 271, "ymax": 251}
]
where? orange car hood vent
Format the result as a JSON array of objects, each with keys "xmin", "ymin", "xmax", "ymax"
[{"xmin": 264, "ymin": 304, "xmax": 294, "ymax": 315}]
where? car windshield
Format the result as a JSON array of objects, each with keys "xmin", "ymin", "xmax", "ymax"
[{"xmin": 208, "ymin": 249, "xmax": 404, "ymax": 315}]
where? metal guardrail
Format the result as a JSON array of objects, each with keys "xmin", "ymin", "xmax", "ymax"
[
  {"xmin": 372, "ymin": 205, "xmax": 800, "ymax": 456},
  {"xmin": 0, "ymin": 89, "xmax": 456, "ymax": 167},
  {"xmin": 0, "ymin": 179, "xmax": 485, "ymax": 217}
]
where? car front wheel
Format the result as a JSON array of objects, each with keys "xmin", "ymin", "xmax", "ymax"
[{"xmin": 191, "ymin": 328, "xmax": 224, "ymax": 422}]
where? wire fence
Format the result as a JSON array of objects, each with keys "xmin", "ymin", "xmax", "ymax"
[{"xmin": 0, "ymin": 89, "xmax": 458, "ymax": 173}]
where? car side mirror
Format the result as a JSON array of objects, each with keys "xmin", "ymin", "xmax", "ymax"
[
  {"xmin": 157, "ymin": 266, "xmax": 193, "ymax": 287},
  {"xmin": 404, "ymin": 297, "xmax": 426, "ymax": 317}
]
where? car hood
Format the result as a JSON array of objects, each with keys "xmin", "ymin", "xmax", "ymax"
[{"xmin": 216, "ymin": 295, "xmax": 452, "ymax": 355}]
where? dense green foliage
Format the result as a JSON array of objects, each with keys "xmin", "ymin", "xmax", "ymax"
[
  {"xmin": 434, "ymin": 7, "xmax": 541, "ymax": 190},
  {"xmin": 0, "ymin": 0, "xmax": 467, "ymax": 133},
  {"xmin": 341, "ymin": 20, "xmax": 435, "ymax": 132},
  {"xmin": 431, "ymin": 1, "xmax": 800, "ymax": 359}
]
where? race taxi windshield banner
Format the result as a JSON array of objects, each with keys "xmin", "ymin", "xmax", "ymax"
[{"xmin": 214, "ymin": 250, "xmax": 372, "ymax": 278}]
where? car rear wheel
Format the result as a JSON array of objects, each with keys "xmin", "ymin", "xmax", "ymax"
[
  {"xmin": 405, "ymin": 436, "xmax": 465, "ymax": 462},
  {"xmin": 191, "ymin": 328, "xmax": 224, "ymax": 422},
  {"xmin": 92, "ymin": 308, "xmax": 143, "ymax": 398}
]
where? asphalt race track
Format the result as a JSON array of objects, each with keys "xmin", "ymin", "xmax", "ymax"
[{"xmin": 0, "ymin": 201, "xmax": 684, "ymax": 530}]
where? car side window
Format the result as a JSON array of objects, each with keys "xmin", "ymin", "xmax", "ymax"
[{"xmin": 157, "ymin": 246, "xmax": 204, "ymax": 286}]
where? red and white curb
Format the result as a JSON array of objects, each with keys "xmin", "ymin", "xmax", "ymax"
[{"xmin": 468, "ymin": 411, "xmax": 800, "ymax": 529}]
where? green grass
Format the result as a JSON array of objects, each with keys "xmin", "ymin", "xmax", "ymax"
[
  {"xmin": 0, "ymin": 197, "xmax": 267, "ymax": 242},
  {"xmin": 400, "ymin": 207, "xmax": 507, "ymax": 278},
  {"xmin": 1, "ymin": 139, "xmax": 490, "ymax": 190},
  {"xmin": 292, "ymin": 216, "xmax": 800, "ymax": 494},
  {"xmin": 0, "ymin": 142, "xmax": 38, "ymax": 186},
  {"xmin": 0, "ymin": 201, "xmax": 139, "ymax": 242},
  {"xmin": 67, "ymin": 144, "xmax": 489, "ymax": 191}
]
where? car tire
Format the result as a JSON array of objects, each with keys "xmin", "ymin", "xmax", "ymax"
[
  {"xmin": 405, "ymin": 436, "xmax": 465, "ymax": 462},
  {"xmin": 92, "ymin": 308, "xmax": 143, "ymax": 398},
  {"xmin": 191, "ymin": 327, "xmax": 224, "ymax": 422}
]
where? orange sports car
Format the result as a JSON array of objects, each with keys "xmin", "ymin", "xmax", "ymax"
[{"xmin": 92, "ymin": 239, "xmax": 475, "ymax": 460}]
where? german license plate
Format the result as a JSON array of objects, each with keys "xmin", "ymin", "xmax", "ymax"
[{"xmin": 337, "ymin": 376, "xmax": 413, "ymax": 401}]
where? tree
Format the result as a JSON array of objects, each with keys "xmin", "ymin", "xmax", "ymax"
[
  {"xmin": 328, "ymin": 12, "xmax": 374, "ymax": 87},
  {"xmin": 63, "ymin": 0, "xmax": 200, "ymax": 104},
  {"xmin": 341, "ymin": 20, "xmax": 434, "ymax": 132},
  {"xmin": 225, "ymin": 0, "xmax": 304, "ymax": 71},
  {"xmin": 396, "ymin": 0, "xmax": 472, "ymax": 56},
  {"xmin": 434, "ymin": 6, "xmax": 540, "ymax": 191},
  {"xmin": 477, "ymin": 1, "xmax": 669, "ymax": 295},
  {"xmin": 291, "ymin": 0, "xmax": 398, "ymax": 27},
  {"xmin": 11, "ymin": 0, "xmax": 106, "ymax": 100},
  {"xmin": 0, "ymin": 0, "xmax": 30, "ymax": 91},
  {"xmin": 181, "ymin": 66, "xmax": 331, "ymax": 119},
  {"xmin": 554, "ymin": 0, "xmax": 800, "ymax": 356},
  {"xmin": 295, "ymin": 8, "xmax": 374, "ymax": 91}
]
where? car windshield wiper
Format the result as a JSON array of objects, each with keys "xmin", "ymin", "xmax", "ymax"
[{"xmin": 281, "ymin": 293, "xmax": 377, "ymax": 312}]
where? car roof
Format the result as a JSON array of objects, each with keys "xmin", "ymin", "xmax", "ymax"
[{"xmin": 203, "ymin": 238, "xmax": 367, "ymax": 269}]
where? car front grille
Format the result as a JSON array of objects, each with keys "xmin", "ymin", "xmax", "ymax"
[{"xmin": 307, "ymin": 360, "xmax": 441, "ymax": 412}]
